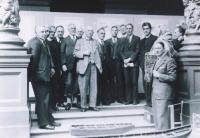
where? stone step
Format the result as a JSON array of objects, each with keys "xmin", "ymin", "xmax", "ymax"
[
  {"xmin": 31, "ymin": 102, "xmax": 146, "ymax": 121},
  {"xmin": 30, "ymin": 102, "xmax": 153, "ymax": 138},
  {"xmin": 31, "ymin": 114, "xmax": 154, "ymax": 138}
]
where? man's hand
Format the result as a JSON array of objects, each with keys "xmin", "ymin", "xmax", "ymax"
[
  {"xmin": 124, "ymin": 58, "xmax": 131, "ymax": 64},
  {"xmin": 62, "ymin": 65, "xmax": 67, "ymax": 72},
  {"xmin": 153, "ymin": 70, "xmax": 160, "ymax": 78},
  {"xmin": 84, "ymin": 50, "xmax": 91, "ymax": 56},
  {"xmin": 178, "ymin": 36, "xmax": 184, "ymax": 42},
  {"xmin": 51, "ymin": 68, "xmax": 55, "ymax": 77}
]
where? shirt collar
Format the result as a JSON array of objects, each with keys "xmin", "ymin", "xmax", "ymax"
[
  {"xmin": 145, "ymin": 34, "xmax": 152, "ymax": 38},
  {"xmin": 37, "ymin": 36, "xmax": 45, "ymax": 41},
  {"xmin": 56, "ymin": 37, "xmax": 61, "ymax": 43},
  {"xmin": 97, "ymin": 38, "xmax": 104, "ymax": 44},
  {"xmin": 70, "ymin": 34, "xmax": 76, "ymax": 40},
  {"xmin": 85, "ymin": 37, "xmax": 92, "ymax": 41}
]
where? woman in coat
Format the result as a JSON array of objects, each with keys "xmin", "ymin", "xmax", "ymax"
[{"xmin": 145, "ymin": 40, "xmax": 177, "ymax": 130}]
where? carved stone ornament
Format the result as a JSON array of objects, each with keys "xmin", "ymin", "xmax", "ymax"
[
  {"xmin": 0, "ymin": 0, "xmax": 24, "ymax": 48},
  {"xmin": 0, "ymin": 0, "xmax": 20, "ymax": 28},
  {"xmin": 182, "ymin": 0, "xmax": 200, "ymax": 32}
]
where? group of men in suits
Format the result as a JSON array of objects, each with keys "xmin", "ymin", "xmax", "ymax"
[
  {"xmin": 27, "ymin": 22, "xmax": 162, "ymax": 129},
  {"xmin": 95, "ymin": 22, "xmax": 158, "ymax": 107}
]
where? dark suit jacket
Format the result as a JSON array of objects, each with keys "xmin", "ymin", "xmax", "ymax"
[
  {"xmin": 60, "ymin": 36, "xmax": 77, "ymax": 71},
  {"xmin": 140, "ymin": 35, "xmax": 157, "ymax": 71},
  {"xmin": 105, "ymin": 38, "xmax": 122, "ymax": 61},
  {"xmin": 105, "ymin": 38, "xmax": 123, "ymax": 76},
  {"xmin": 27, "ymin": 37, "xmax": 53, "ymax": 82},
  {"xmin": 172, "ymin": 39, "xmax": 183, "ymax": 51},
  {"xmin": 46, "ymin": 39, "xmax": 61, "ymax": 73},
  {"xmin": 120, "ymin": 35, "xmax": 140, "ymax": 66},
  {"xmin": 97, "ymin": 41, "xmax": 107, "ymax": 68}
]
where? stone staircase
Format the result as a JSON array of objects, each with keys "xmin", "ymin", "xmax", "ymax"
[{"xmin": 30, "ymin": 102, "xmax": 155, "ymax": 138}]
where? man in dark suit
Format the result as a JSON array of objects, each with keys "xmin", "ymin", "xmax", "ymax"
[
  {"xmin": 140, "ymin": 22, "xmax": 157, "ymax": 107},
  {"xmin": 46, "ymin": 26, "xmax": 62, "ymax": 111},
  {"xmin": 121, "ymin": 23, "xmax": 140, "ymax": 105},
  {"xmin": 27, "ymin": 25, "xmax": 60, "ymax": 130},
  {"xmin": 105, "ymin": 26, "xmax": 125, "ymax": 104},
  {"xmin": 60, "ymin": 24, "xmax": 78, "ymax": 107},
  {"xmin": 54, "ymin": 25, "xmax": 65, "ymax": 107},
  {"xmin": 96, "ymin": 27, "xmax": 109, "ymax": 105}
]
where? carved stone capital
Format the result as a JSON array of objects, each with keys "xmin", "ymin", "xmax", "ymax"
[{"xmin": 0, "ymin": 0, "xmax": 20, "ymax": 28}]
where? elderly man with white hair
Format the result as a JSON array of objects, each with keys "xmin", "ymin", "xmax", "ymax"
[{"xmin": 74, "ymin": 26, "xmax": 102, "ymax": 112}]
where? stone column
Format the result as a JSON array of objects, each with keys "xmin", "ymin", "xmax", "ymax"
[
  {"xmin": 0, "ymin": 0, "xmax": 30, "ymax": 138},
  {"xmin": 177, "ymin": 0, "xmax": 200, "ymax": 125}
]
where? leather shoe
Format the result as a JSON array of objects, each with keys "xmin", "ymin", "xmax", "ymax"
[
  {"xmin": 50, "ymin": 121, "xmax": 61, "ymax": 127},
  {"xmin": 65, "ymin": 103, "xmax": 72, "ymax": 111},
  {"xmin": 81, "ymin": 108, "xmax": 87, "ymax": 112},
  {"xmin": 89, "ymin": 107, "xmax": 99, "ymax": 111},
  {"xmin": 40, "ymin": 124, "xmax": 55, "ymax": 130},
  {"xmin": 57, "ymin": 103, "xmax": 65, "ymax": 107}
]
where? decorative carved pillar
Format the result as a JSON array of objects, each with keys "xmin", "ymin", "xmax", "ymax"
[
  {"xmin": 0, "ymin": 0, "xmax": 30, "ymax": 138},
  {"xmin": 177, "ymin": 0, "xmax": 200, "ymax": 125}
]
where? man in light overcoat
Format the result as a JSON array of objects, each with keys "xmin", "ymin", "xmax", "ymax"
[{"xmin": 74, "ymin": 26, "xmax": 102, "ymax": 112}]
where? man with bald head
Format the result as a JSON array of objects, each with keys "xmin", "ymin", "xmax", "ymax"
[
  {"xmin": 61, "ymin": 23, "xmax": 79, "ymax": 107},
  {"xmin": 74, "ymin": 26, "xmax": 102, "ymax": 112},
  {"xmin": 27, "ymin": 25, "xmax": 60, "ymax": 130}
]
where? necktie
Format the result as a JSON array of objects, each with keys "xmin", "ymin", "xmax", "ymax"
[
  {"xmin": 73, "ymin": 36, "xmax": 76, "ymax": 41},
  {"xmin": 113, "ymin": 38, "xmax": 117, "ymax": 43},
  {"xmin": 129, "ymin": 36, "xmax": 131, "ymax": 43},
  {"xmin": 101, "ymin": 40, "xmax": 104, "ymax": 45}
]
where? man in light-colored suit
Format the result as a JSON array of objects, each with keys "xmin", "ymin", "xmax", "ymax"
[
  {"xmin": 74, "ymin": 26, "xmax": 102, "ymax": 112},
  {"xmin": 145, "ymin": 40, "xmax": 177, "ymax": 130}
]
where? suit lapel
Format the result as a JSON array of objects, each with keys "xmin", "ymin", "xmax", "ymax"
[
  {"xmin": 68, "ymin": 36, "xmax": 76, "ymax": 45},
  {"xmin": 129, "ymin": 35, "xmax": 135, "ymax": 47},
  {"xmin": 37, "ymin": 38, "xmax": 49, "ymax": 55},
  {"xmin": 154, "ymin": 54, "xmax": 168, "ymax": 71}
]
